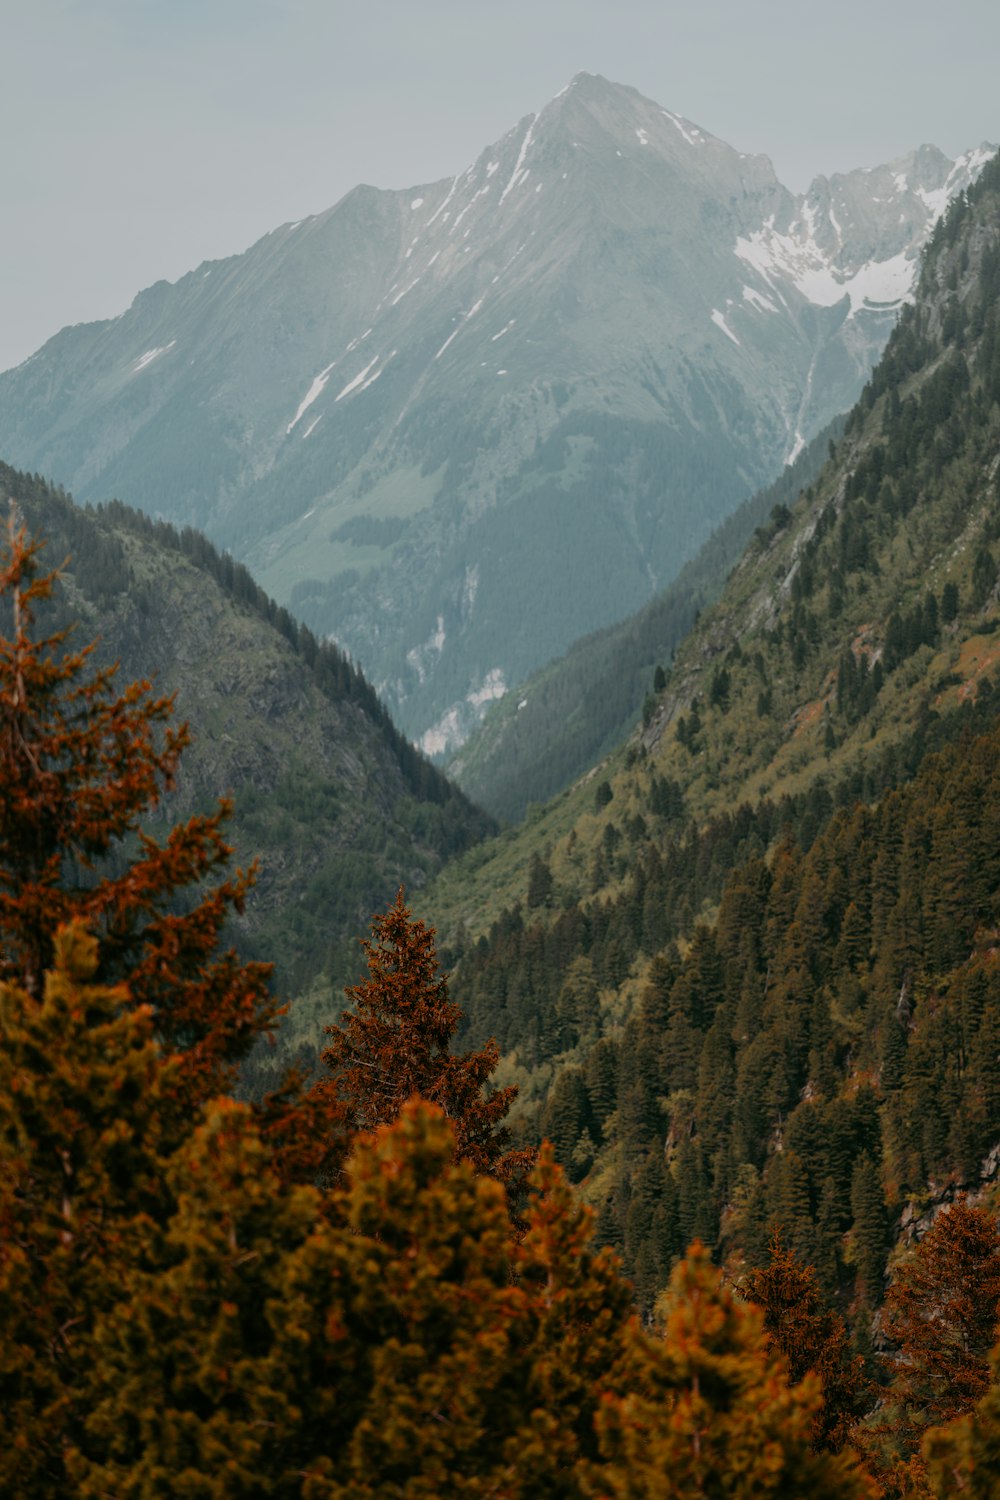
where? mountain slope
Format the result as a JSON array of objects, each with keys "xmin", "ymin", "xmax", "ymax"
[
  {"xmin": 0, "ymin": 463, "xmax": 492, "ymax": 1001},
  {"xmin": 426, "ymin": 150, "xmax": 1000, "ymax": 942},
  {"xmin": 447, "ymin": 414, "xmax": 844, "ymax": 821},
  {"xmin": 0, "ymin": 75, "xmax": 990, "ymax": 751}
]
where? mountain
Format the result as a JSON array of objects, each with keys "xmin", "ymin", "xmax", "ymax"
[
  {"xmin": 0, "ymin": 75, "xmax": 990, "ymax": 753},
  {"xmin": 416, "ymin": 150, "xmax": 1000, "ymax": 1310},
  {"xmin": 0, "ymin": 463, "xmax": 492, "ymax": 1007}
]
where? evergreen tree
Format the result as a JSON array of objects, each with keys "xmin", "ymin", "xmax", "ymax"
[
  {"xmin": 883, "ymin": 1200, "xmax": 1000, "ymax": 1456},
  {"xmin": 0, "ymin": 511, "xmax": 275, "ymax": 1112},
  {"xmin": 527, "ymin": 851, "xmax": 555, "ymax": 909},
  {"xmin": 924, "ymin": 1338, "xmax": 1000, "ymax": 1497},
  {"xmin": 741, "ymin": 1233, "xmax": 872, "ymax": 1453},
  {"xmin": 322, "ymin": 889, "xmax": 535, "ymax": 1203},
  {"xmin": 0, "ymin": 924, "xmax": 172, "ymax": 1495},
  {"xmin": 851, "ymin": 1151, "xmax": 890, "ymax": 1307},
  {"xmin": 591, "ymin": 1244, "xmax": 875, "ymax": 1497}
]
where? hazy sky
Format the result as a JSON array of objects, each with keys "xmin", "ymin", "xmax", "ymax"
[{"xmin": 2, "ymin": 0, "xmax": 998, "ymax": 372}]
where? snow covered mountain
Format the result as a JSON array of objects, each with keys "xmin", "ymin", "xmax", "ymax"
[{"xmin": 0, "ymin": 74, "xmax": 990, "ymax": 751}]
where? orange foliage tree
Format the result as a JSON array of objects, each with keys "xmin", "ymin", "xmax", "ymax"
[
  {"xmin": 741, "ymin": 1232, "xmax": 872, "ymax": 1453},
  {"xmin": 592, "ymin": 1243, "xmax": 876, "ymax": 1498},
  {"xmin": 883, "ymin": 1198, "xmax": 1000, "ymax": 1457},
  {"xmin": 67, "ymin": 1103, "xmax": 635, "ymax": 1498},
  {"xmin": 923, "ymin": 1337, "xmax": 1000, "ymax": 1496},
  {"xmin": 322, "ymin": 888, "xmax": 535, "ymax": 1204},
  {"xmin": 0, "ymin": 509, "xmax": 276, "ymax": 1110}
]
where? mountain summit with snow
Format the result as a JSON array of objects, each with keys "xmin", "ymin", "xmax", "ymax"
[{"xmin": 0, "ymin": 74, "xmax": 991, "ymax": 750}]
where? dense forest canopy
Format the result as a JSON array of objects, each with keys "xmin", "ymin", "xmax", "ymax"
[{"xmin": 1, "ymin": 485, "xmax": 1000, "ymax": 1494}]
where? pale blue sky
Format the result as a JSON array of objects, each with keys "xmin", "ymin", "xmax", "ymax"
[{"xmin": 2, "ymin": 0, "xmax": 998, "ymax": 371}]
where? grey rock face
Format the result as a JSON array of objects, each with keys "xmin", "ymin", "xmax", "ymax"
[{"xmin": 0, "ymin": 74, "xmax": 991, "ymax": 752}]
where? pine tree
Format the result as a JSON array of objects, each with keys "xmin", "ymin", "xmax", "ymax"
[
  {"xmin": 0, "ymin": 924, "xmax": 173, "ymax": 1496},
  {"xmin": 322, "ymin": 889, "xmax": 535, "ymax": 1203},
  {"xmin": 923, "ymin": 1338, "xmax": 1000, "ymax": 1497},
  {"xmin": 72, "ymin": 1106, "xmax": 640, "ymax": 1498},
  {"xmin": 741, "ymin": 1232, "xmax": 872, "ymax": 1453},
  {"xmin": 511, "ymin": 1145, "xmax": 637, "ymax": 1494},
  {"xmin": 591, "ymin": 1243, "xmax": 875, "ymax": 1497},
  {"xmin": 72, "ymin": 1102, "xmax": 516, "ymax": 1496},
  {"xmin": 851, "ymin": 1151, "xmax": 889, "ymax": 1306},
  {"xmin": 883, "ymin": 1199, "xmax": 1000, "ymax": 1455},
  {"xmin": 527, "ymin": 850, "xmax": 555, "ymax": 908}
]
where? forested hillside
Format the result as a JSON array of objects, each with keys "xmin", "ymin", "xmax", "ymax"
[
  {"xmin": 422, "ymin": 152, "xmax": 1000, "ymax": 1335},
  {"xmin": 0, "ymin": 465, "xmax": 492, "ymax": 999},
  {"xmin": 2, "ymin": 516, "xmax": 998, "ymax": 1493}
]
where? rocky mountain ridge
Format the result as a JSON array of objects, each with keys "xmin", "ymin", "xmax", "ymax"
[{"xmin": 0, "ymin": 75, "xmax": 991, "ymax": 752}]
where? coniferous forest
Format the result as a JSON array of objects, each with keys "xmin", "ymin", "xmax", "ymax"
[
  {"xmin": 4, "ymin": 502, "xmax": 1000, "ymax": 1496},
  {"xmin": 4, "ymin": 103, "xmax": 1000, "ymax": 1500}
]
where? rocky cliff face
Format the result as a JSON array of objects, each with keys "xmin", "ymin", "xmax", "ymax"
[{"xmin": 0, "ymin": 75, "xmax": 990, "ymax": 751}]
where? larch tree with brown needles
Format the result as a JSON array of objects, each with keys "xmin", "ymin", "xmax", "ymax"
[
  {"xmin": 0, "ymin": 505, "xmax": 277, "ymax": 1113},
  {"xmin": 322, "ymin": 888, "xmax": 535, "ymax": 1207}
]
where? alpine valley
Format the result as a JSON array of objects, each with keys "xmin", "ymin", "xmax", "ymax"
[
  {"xmin": 5, "ymin": 60, "xmax": 1000, "ymax": 1493},
  {"xmin": 417, "ymin": 152, "xmax": 1000, "ymax": 1333},
  {"xmin": 0, "ymin": 73, "xmax": 992, "ymax": 758}
]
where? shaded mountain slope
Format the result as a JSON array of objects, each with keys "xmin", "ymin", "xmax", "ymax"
[
  {"xmin": 425, "ymin": 150, "xmax": 1000, "ymax": 945},
  {"xmin": 0, "ymin": 463, "xmax": 492, "ymax": 999}
]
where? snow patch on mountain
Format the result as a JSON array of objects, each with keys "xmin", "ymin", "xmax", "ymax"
[
  {"xmin": 470, "ymin": 667, "xmax": 507, "ymax": 708},
  {"xmin": 286, "ymin": 361, "xmax": 335, "ymax": 432},
  {"xmin": 917, "ymin": 185, "xmax": 949, "ymax": 219},
  {"xmin": 711, "ymin": 309, "xmax": 741, "ymax": 346},
  {"xmin": 435, "ymin": 297, "xmax": 486, "ymax": 360},
  {"xmin": 662, "ymin": 110, "xmax": 704, "ymax": 147},
  {"xmin": 500, "ymin": 116, "xmax": 536, "ymax": 204},
  {"xmin": 742, "ymin": 285, "xmax": 779, "ymax": 314},
  {"xmin": 335, "ymin": 352, "xmax": 387, "ymax": 402},
  {"xmin": 391, "ymin": 277, "xmax": 421, "ymax": 305},
  {"xmin": 406, "ymin": 616, "xmax": 447, "ymax": 687},
  {"xmin": 786, "ymin": 431, "xmax": 806, "ymax": 464},
  {"xmin": 736, "ymin": 219, "xmax": 916, "ymax": 315},
  {"xmin": 418, "ymin": 667, "xmax": 508, "ymax": 757},
  {"xmin": 132, "ymin": 341, "xmax": 176, "ymax": 374},
  {"xmin": 452, "ymin": 183, "xmax": 491, "ymax": 232},
  {"xmin": 425, "ymin": 176, "xmax": 459, "ymax": 228},
  {"xmin": 733, "ymin": 143, "xmax": 995, "ymax": 326}
]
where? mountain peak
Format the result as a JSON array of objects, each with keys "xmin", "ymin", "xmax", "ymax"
[{"xmin": 0, "ymin": 89, "xmax": 993, "ymax": 758}]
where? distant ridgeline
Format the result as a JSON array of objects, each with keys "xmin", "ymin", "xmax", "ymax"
[
  {"xmin": 0, "ymin": 463, "xmax": 494, "ymax": 1001},
  {"xmin": 430, "ymin": 149, "xmax": 1000, "ymax": 1321}
]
